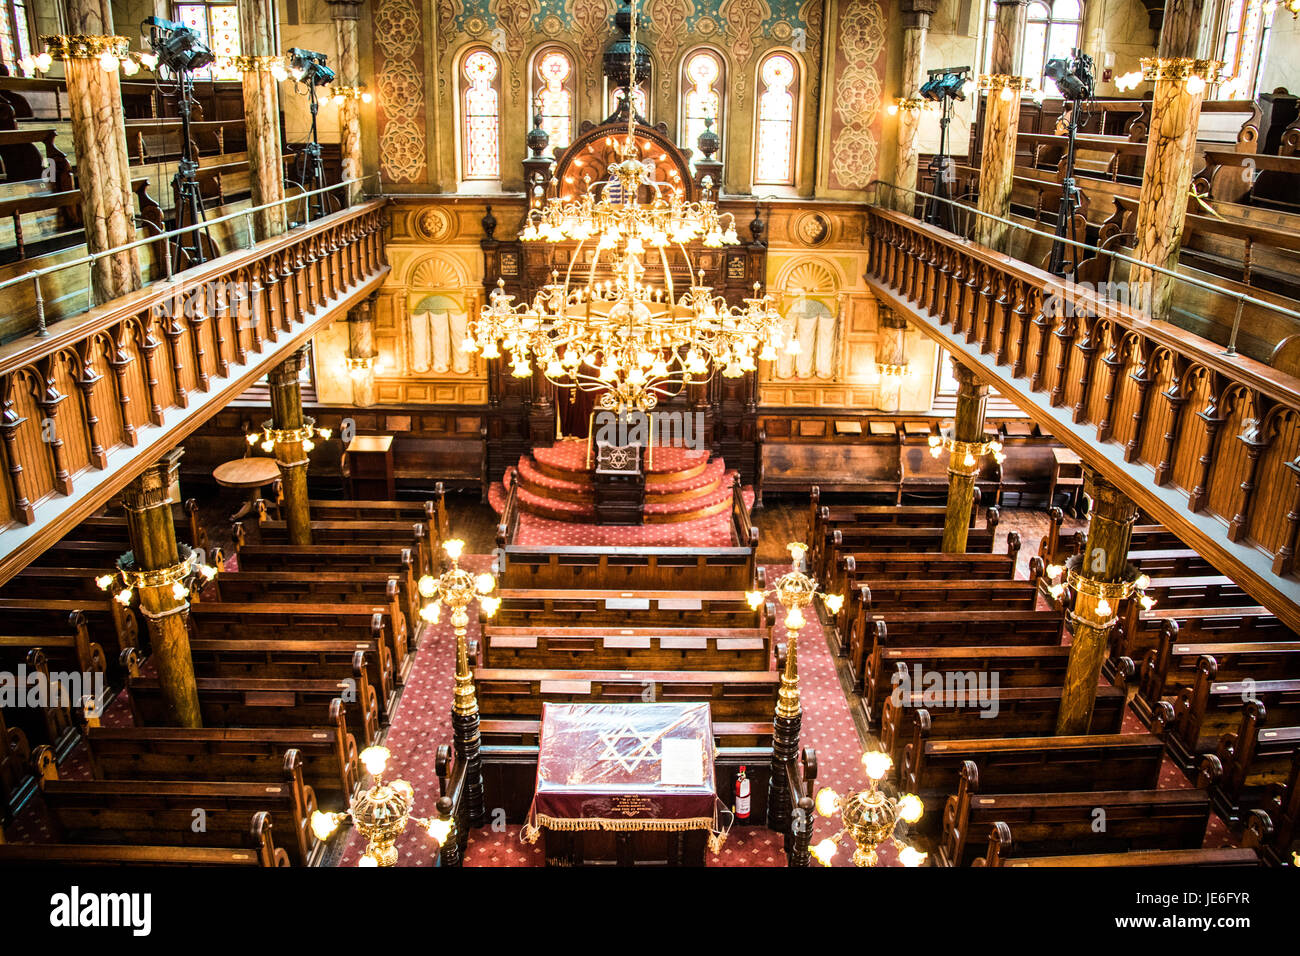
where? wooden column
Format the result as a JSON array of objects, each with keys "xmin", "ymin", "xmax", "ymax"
[
  {"xmin": 347, "ymin": 296, "xmax": 378, "ymax": 407},
  {"xmin": 238, "ymin": 0, "xmax": 287, "ymax": 240},
  {"xmin": 1056, "ymin": 470, "xmax": 1139, "ymax": 734},
  {"xmin": 60, "ymin": 0, "xmax": 140, "ymax": 302},
  {"xmin": 942, "ymin": 360, "xmax": 989, "ymax": 552},
  {"xmin": 268, "ymin": 349, "xmax": 312, "ymax": 544},
  {"xmin": 328, "ymin": 0, "xmax": 364, "ymax": 204},
  {"xmin": 894, "ymin": 0, "xmax": 938, "ymax": 212},
  {"xmin": 974, "ymin": 0, "xmax": 1029, "ymax": 252},
  {"xmin": 122, "ymin": 449, "xmax": 201, "ymax": 728},
  {"xmin": 1130, "ymin": 0, "xmax": 1211, "ymax": 319}
]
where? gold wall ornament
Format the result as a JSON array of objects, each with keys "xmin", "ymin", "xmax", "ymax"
[
  {"xmin": 310, "ymin": 746, "xmax": 456, "ymax": 866},
  {"xmin": 746, "ymin": 543, "xmax": 845, "ymax": 720},
  {"xmin": 812, "ymin": 750, "xmax": 926, "ymax": 867}
]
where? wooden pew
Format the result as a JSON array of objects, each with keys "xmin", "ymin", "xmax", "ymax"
[
  {"xmin": 974, "ymin": 823, "xmax": 1260, "ymax": 867},
  {"xmin": 2, "ymin": 567, "xmax": 142, "ymax": 650},
  {"xmin": 38, "ymin": 747, "xmax": 321, "ymax": 866},
  {"xmin": 1110, "ymin": 597, "xmax": 1283, "ymax": 679},
  {"xmin": 881, "ymin": 686, "xmax": 1128, "ymax": 771},
  {"xmin": 1135, "ymin": 624, "xmax": 1300, "ymax": 719},
  {"xmin": 1126, "ymin": 548, "xmax": 1220, "ymax": 578},
  {"xmin": 71, "ymin": 499, "xmax": 210, "ymax": 553},
  {"xmin": 1154, "ymin": 656, "xmax": 1300, "ymax": 771},
  {"xmin": 490, "ymin": 589, "xmax": 765, "ymax": 630},
  {"xmin": 255, "ymin": 518, "xmax": 431, "ymax": 585},
  {"xmin": 828, "ymin": 521, "xmax": 1000, "ymax": 559},
  {"xmin": 231, "ymin": 543, "xmax": 419, "ymax": 612},
  {"xmin": 479, "ymin": 620, "xmax": 774, "ymax": 672},
  {"xmin": 0, "ymin": 648, "xmax": 79, "ymax": 759},
  {"xmin": 938, "ymin": 760, "xmax": 1212, "ymax": 867},
  {"xmin": 1240, "ymin": 750, "xmax": 1299, "ymax": 866},
  {"xmin": 0, "ymin": 611, "xmax": 106, "ymax": 679},
  {"xmin": 0, "ymin": 707, "xmax": 36, "ymax": 823},
  {"xmin": 831, "ymin": 541, "xmax": 1022, "ymax": 637},
  {"xmin": 0, "ymin": 597, "xmax": 138, "ymax": 661},
  {"xmin": 187, "ymin": 600, "xmax": 405, "ymax": 690},
  {"xmin": 867, "ymin": 644, "xmax": 1074, "ymax": 728},
  {"xmin": 1198, "ymin": 700, "xmax": 1300, "ymax": 825},
  {"xmin": 127, "ymin": 670, "xmax": 380, "ymax": 749},
  {"xmin": 855, "ymin": 609, "xmax": 1066, "ymax": 702},
  {"xmin": 900, "ymin": 732, "xmax": 1166, "ymax": 823},
  {"xmin": 79, "ymin": 706, "xmax": 360, "ymax": 806},
  {"xmin": 473, "ymin": 667, "xmax": 781, "ymax": 722},
  {"xmin": 495, "ymin": 544, "xmax": 758, "ymax": 592},
  {"xmin": 209, "ymin": 570, "xmax": 416, "ymax": 652},
  {"xmin": 0, "ymin": 812, "xmax": 291, "ymax": 867},
  {"xmin": 304, "ymin": 491, "xmax": 448, "ymax": 564}
]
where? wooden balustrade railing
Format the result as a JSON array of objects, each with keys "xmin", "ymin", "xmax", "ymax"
[
  {"xmin": 864, "ymin": 204, "xmax": 1300, "ymax": 630},
  {"xmin": 0, "ymin": 199, "xmax": 390, "ymax": 582}
]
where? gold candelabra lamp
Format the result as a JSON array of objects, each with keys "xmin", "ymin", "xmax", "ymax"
[
  {"xmin": 246, "ymin": 417, "xmax": 332, "ymax": 454},
  {"xmin": 812, "ymin": 751, "xmax": 926, "ymax": 867},
  {"xmin": 418, "ymin": 539, "xmax": 500, "ymax": 720},
  {"xmin": 1043, "ymin": 557, "xmax": 1156, "ymax": 626},
  {"xmin": 927, "ymin": 429, "xmax": 1005, "ymax": 475},
  {"xmin": 746, "ymin": 543, "xmax": 844, "ymax": 720},
  {"xmin": 310, "ymin": 746, "xmax": 455, "ymax": 867},
  {"xmin": 95, "ymin": 543, "xmax": 218, "ymax": 607}
]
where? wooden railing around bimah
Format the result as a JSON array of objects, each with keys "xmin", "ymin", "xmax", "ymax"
[
  {"xmin": 863, "ymin": 204, "xmax": 1300, "ymax": 632},
  {"xmin": 0, "ymin": 198, "xmax": 390, "ymax": 584}
]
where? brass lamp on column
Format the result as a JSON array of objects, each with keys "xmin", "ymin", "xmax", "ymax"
[
  {"xmin": 811, "ymin": 750, "xmax": 926, "ymax": 867},
  {"xmin": 417, "ymin": 539, "xmax": 499, "ymax": 828},
  {"xmin": 95, "ymin": 544, "xmax": 219, "ymax": 610},
  {"xmin": 310, "ymin": 745, "xmax": 456, "ymax": 866},
  {"xmin": 746, "ymin": 543, "xmax": 843, "ymax": 831}
]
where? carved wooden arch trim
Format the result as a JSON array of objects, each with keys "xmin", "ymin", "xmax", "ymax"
[{"xmin": 553, "ymin": 117, "xmax": 698, "ymax": 203}]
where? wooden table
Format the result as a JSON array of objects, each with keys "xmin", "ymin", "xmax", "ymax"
[
  {"xmin": 1049, "ymin": 447, "xmax": 1085, "ymax": 516},
  {"xmin": 213, "ymin": 457, "xmax": 283, "ymax": 521}
]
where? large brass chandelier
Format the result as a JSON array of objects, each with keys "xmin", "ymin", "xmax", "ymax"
[{"xmin": 463, "ymin": 1, "xmax": 787, "ymax": 414}]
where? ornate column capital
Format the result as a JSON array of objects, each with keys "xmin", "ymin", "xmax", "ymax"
[
  {"xmin": 121, "ymin": 448, "xmax": 183, "ymax": 512},
  {"xmin": 269, "ymin": 348, "xmax": 308, "ymax": 388},
  {"xmin": 324, "ymin": 0, "xmax": 364, "ymax": 20}
]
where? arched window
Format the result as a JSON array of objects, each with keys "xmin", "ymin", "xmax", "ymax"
[
  {"xmin": 1215, "ymin": 0, "xmax": 1276, "ymax": 99},
  {"xmin": 175, "ymin": 3, "xmax": 243, "ymax": 79},
  {"xmin": 754, "ymin": 52, "xmax": 799, "ymax": 187},
  {"xmin": 532, "ymin": 48, "xmax": 575, "ymax": 149},
  {"xmin": 0, "ymin": 1, "xmax": 33, "ymax": 75},
  {"xmin": 983, "ymin": 0, "xmax": 1081, "ymax": 96},
  {"xmin": 681, "ymin": 49, "xmax": 725, "ymax": 168},
  {"xmin": 461, "ymin": 48, "xmax": 501, "ymax": 182}
]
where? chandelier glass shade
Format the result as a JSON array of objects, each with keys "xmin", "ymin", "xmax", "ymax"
[{"xmin": 465, "ymin": 1, "xmax": 789, "ymax": 414}]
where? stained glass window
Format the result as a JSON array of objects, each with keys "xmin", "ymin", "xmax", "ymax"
[
  {"xmin": 1216, "ymin": 0, "xmax": 1275, "ymax": 99},
  {"xmin": 682, "ymin": 49, "xmax": 724, "ymax": 169},
  {"xmin": 982, "ymin": 0, "xmax": 1080, "ymax": 97},
  {"xmin": 533, "ymin": 49, "xmax": 574, "ymax": 150},
  {"xmin": 462, "ymin": 49, "xmax": 501, "ymax": 181},
  {"xmin": 754, "ymin": 52, "xmax": 798, "ymax": 186},
  {"xmin": 0, "ymin": 1, "xmax": 33, "ymax": 75},
  {"xmin": 175, "ymin": 3, "xmax": 242, "ymax": 80}
]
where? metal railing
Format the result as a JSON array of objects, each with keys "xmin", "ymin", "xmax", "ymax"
[
  {"xmin": 867, "ymin": 180, "xmax": 1300, "ymax": 359},
  {"xmin": 3, "ymin": 172, "xmax": 382, "ymax": 337}
]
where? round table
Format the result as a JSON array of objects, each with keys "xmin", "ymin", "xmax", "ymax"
[{"xmin": 213, "ymin": 457, "xmax": 284, "ymax": 521}]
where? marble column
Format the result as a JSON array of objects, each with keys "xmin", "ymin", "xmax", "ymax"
[
  {"xmin": 974, "ymin": 0, "xmax": 1029, "ymax": 252},
  {"xmin": 61, "ymin": 0, "xmax": 141, "ymax": 302},
  {"xmin": 122, "ymin": 449, "xmax": 201, "ymax": 728},
  {"xmin": 1056, "ymin": 470, "xmax": 1139, "ymax": 734},
  {"xmin": 876, "ymin": 307, "xmax": 909, "ymax": 413},
  {"xmin": 347, "ymin": 297, "xmax": 377, "ymax": 407},
  {"xmin": 328, "ymin": 0, "xmax": 364, "ymax": 204},
  {"xmin": 269, "ymin": 349, "xmax": 312, "ymax": 544},
  {"xmin": 238, "ymin": 0, "xmax": 287, "ymax": 240},
  {"xmin": 895, "ymin": 0, "xmax": 938, "ymax": 213},
  {"xmin": 942, "ymin": 360, "xmax": 990, "ymax": 553},
  {"xmin": 1130, "ymin": 0, "xmax": 1211, "ymax": 320}
]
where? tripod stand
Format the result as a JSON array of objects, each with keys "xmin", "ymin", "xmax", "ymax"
[
  {"xmin": 924, "ymin": 95, "xmax": 957, "ymax": 234},
  {"xmin": 293, "ymin": 82, "xmax": 336, "ymax": 223},
  {"xmin": 1046, "ymin": 99, "xmax": 1084, "ymax": 277},
  {"xmin": 169, "ymin": 69, "xmax": 218, "ymax": 269}
]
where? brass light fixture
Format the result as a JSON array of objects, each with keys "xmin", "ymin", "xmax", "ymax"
[
  {"xmin": 310, "ymin": 746, "xmax": 455, "ymax": 867},
  {"xmin": 927, "ymin": 429, "xmax": 1006, "ymax": 474},
  {"xmin": 464, "ymin": 0, "xmax": 787, "ymax": 414},
  {"xmin": 95, "ymin": 543, "xmax": 218, "ymax": 607},
  {"xmin": 246, "ymin": 417, "xmax": 332, "ymax": 454},
  {"xmin": 812, "ymin": 751, "xmax": 927, "ymax": 867},
  {"xmin": 418, "ymin": 539, "xmax": 500, "ymax": 722},
  {"xmin": 1043, "ymin": 558, "xmax": 1156, "ymax": 625},
  {"xmin": 746, "ymin": 543, "xmax": 844, "ymax": 721}
]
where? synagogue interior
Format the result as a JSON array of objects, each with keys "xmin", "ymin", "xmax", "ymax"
[{"xmin": 0, "ymin": 0, "xmax": 1299, "ymax": 892}]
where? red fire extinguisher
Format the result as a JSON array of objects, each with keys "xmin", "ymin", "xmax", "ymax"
[{"xmin": 734, "ymin": 766, "xmax": 751, "ymax": 821}]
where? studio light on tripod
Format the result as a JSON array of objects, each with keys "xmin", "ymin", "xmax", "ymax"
[
  {"xmin": 919, "ymin": 69, "xmax": 968, "ymax": 103},
  {"xmin": 143, "ymin": 16, "xmax": 214, "ymax": 75},
  {"xmin": 287, "ymin": 48, "xmax": 336, "ymax": 87},
  {"xmin": 1043, "ymin": 51, "xmax": 1095, "ymax": 101}
]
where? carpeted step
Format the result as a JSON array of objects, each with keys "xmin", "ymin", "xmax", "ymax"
[
  {"xmin": 515, "ymin": 455, "xmax": 594, "ymax": 504},
  {"xmin": 643, "ymin": 456, "xmax": 728, "ymax": 498}
]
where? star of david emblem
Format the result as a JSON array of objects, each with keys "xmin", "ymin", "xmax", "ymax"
[{"xmin": 596, "ymin": 724, "xmax": 660, "ymax": 773}]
